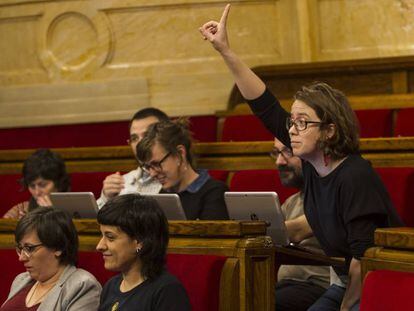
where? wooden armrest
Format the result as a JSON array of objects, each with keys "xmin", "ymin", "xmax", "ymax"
[
  {"xmin": 375, "ymin": 227, "xmax": 414, "ymax": 250},
  {"xmin": 275, "ymin": 245, "xmax": 345, "ymax": 266}
]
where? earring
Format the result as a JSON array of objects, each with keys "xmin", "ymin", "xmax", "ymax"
[{"xmin": 136, "ymin": 248, "xmax": 142, "ymax": 254}]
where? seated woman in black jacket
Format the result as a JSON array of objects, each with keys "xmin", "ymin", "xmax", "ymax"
[{"xmin": 136, "ymin": 119, "xmax": 229, "ymax": 220}]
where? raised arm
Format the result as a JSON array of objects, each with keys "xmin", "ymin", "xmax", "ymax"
[{"xmin": 199, "ymin": 4, "xmax": 265, "ymax": 100}]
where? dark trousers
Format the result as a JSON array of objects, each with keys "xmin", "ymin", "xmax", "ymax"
[
  {"xmin": 275, "ymin": 279, "xmax": 326, "ymax": 311},
  {"xmin": 308, "ymin": 284, "xmax": 360, "ymax": 311}
]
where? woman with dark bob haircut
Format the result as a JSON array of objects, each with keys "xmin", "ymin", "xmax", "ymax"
[
  {"xmin": 97, "ymin": 194, "xmax": 190, "ymax": 311},
  {"xmin": 200, "ymin": 4, "xmax": 403, "ymax": 311},
  {"xmin": 1, "ymin": 207, "xmax": 101, "ymax": 310},
  {"xmin": 3, "ymin": 149, "xmax": 71, "ymax": 219}
]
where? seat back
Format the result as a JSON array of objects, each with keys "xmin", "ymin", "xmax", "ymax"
[
  {"xmin": 229, "ymin": 169, "xmax": 298, "ymax": 204},
  {"xmin": 360, "ymin": 270, "xmax": 414, "ymax": 311},
  {"xmin": 395, "ymin": 107, "xmax": 414, "ymax": 137},
  {"xmin": 375, "ymin": 167, "xmax": 414, "ymax": 226},
  {"xmin": 0, "ymin": 174, "xmax": 30, "ymax": 216},
  {"xmin": 355, "ymin": 109, "xmax": 393, "ymax": 138},
  {"xmin": 0, "ymin": 249, "xmax": 25, "ymax": 305},
  {"xmin": 221, "ymin": 115, "xmax": 273, "ymax": 142}
]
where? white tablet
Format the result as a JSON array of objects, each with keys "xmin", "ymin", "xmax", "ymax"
[
  {"xmin": 143, "ymin": 193, "xmax": 187, "ymax": 220},
  {"xmin": 50, "ymin": 192, "xmax": 99, "ymax": 219},
  {"xmin": 225, "ymin": 191, "xmax": 289, "ymax": 246}
]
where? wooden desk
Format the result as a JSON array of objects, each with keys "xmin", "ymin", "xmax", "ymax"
[
  {"xmin": 362, "ymin": 227, "xmax": 414, "ymax": 280},
  {"xmin": 0, "ymin": 219, "xmax": 275, "ymax": 311}
]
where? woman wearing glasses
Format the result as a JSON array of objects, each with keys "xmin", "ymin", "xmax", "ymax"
[
  {"xmin": 136, "ymin": 119, "xmax": 229, "ymax": 220},
  {"xmin": 3, "ymin": 149, "xmax": 70, "ymax": 220},
  {"xmin": 1, "ymin": 207, "xmax": 101, "ymax": 310},
  {"xmin": 199, "ymin": 4, "xmax": 402, "ymax": 310}
]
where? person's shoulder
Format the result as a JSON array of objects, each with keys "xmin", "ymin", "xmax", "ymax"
[
  {"xmin": 12, "ymin": 271, "xmax": 31, "ymax": 285},
  {"xmin": 340, "ymin": 154, "xmax": 375, "ymax": 179},
  {"xmin": 150, "ymin": 271, "xmax": 183, "ymax": 288},
  {"xmin": 203, "ymin": 177, "xmax": 228, "ymax": 191},
  {"xmin": 66, "ymin": 267, "xmax": 102, "ymax": 289}
]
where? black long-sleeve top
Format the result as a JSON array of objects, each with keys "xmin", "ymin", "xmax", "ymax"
[{"xmin": 248, "ymin": 89, "xmax": 403, "ymax": 276}]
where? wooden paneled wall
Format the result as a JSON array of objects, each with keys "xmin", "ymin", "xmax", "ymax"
[{"xmin": 1, "ymin": 0, "xmax": 414, "ymax": 128}]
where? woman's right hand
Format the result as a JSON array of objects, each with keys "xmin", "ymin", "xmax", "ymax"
[{"xmin": 199, "ymin": 4, "xmax": 231, "ymax": 53}]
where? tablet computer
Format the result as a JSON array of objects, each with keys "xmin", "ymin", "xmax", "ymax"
[
  {"xmin": 224, "ymin": 191, "xmax": 289, "ymax": 246},
  {"xmin": 143, "ymin": 193, "xmax": 187, "ymax": 220},
  {"xmin": 50, "ymin": 192, "xmax": 99, "ymax": 219}
]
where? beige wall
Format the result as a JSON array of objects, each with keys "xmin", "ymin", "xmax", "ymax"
[{"xmin": 1, "ymin": 0, "xmax": 414, "ymax": 128}]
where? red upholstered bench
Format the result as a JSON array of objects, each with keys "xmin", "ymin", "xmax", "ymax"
[
  {"xmin": 1, "ymin": 249, "xmax": 227, "ymax": 311},
  {"xmin": 395, "ymin": 107, "xmax": 414, "ymax": 137},
  {"xmin": 0, "ymin": 249, "xmax": 25, "ymax": 305},
  {"xmin": 0, "ymin": 116, "xmax": 217, "ymax": 150},
  {"xmin": 229, "ymin": 169, "xmax": 298, "ymax": 204},
  {"xmin": 375, "ymin": 167, "xmax": 414, "ymax": 226},
  {"xmin": 79, "ymin": 251, "xmax": 227, "ymax": 311},
  {"xmin": 355, "ymin": 109, "xmax": 393, "ymax": 138},
  {"xmin": 360, "ymin": 270, "xmax": 414, "ymax": 311},
  {"xmin": 0, "ymin": 174, "xmax": 30, "ymax": 216},
  {"xmin": 221, "ymin": 115, "xmax": 274, "ymax": 142}
]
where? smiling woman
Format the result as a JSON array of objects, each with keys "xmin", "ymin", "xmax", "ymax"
[
  {"xmin": 96, "ymin": 194, "xmax": 191, "ymax": 311},
  {"xmin": 136, "ymin": 119, "xmax": 229, "ymax": 220},
  {"xmin": 0, "ymin": 207, "xmax": 101, "ymax": 310}
]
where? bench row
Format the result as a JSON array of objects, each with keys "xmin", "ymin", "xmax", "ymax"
[
  {"xmin": 0, "ymin": 103, "xmax": 413, "ymax": 150},
  {"xmin": 2, "ymin": 167, "xmax": 413, "ymax": 226}
]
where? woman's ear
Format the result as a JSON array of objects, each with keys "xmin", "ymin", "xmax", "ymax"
[
  {"xmin": 325, "ymin": 123, "xmax": 336, "ymax": 139},
  {"xmin": 176, "ymin": 145, "xmax": 187, "ymax": 162},
  {"xmin": 54, "ymin": 250, "xmax": 62, "ymax": 257}
]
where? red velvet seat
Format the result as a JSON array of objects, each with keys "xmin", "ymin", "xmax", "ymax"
[
  {"xmin": 375, "ymin": 167, "xmax": 414, "ymax": 226},
  {"xmin": 188, "ymin": 115, "xmax": 218, "ymax": 142},
  {"xmin": 70, "ymin": 172, "xmax": 118, "ymax": 198},
  {"xmin": 167, "ymin": 253, "xmax": 226, "ymax": 311},
  {"xmin": 395, "ymin": 107, "xmax": 414, "ymax": 137},
  {"xmin": 80, "ymin": 251, "xmax": 226, "ymax": 311},
  {"xmin": 0, "ymin": 116, "xmax": 217, "ymax": 150},
  {"xmin": 0, "ymin": 174, "xmax": 30, "ymax": 217},
  {"xmin": 229, "ymin": 169, "xmax": 299, "ymax": 204},
  {"xmin": 208, "ymin": 170, "xmax": 229, "ymax": 183},
  {"xmin": 1, "ymin": 249, "xmax": 227, "ymax": 311},
  {"xmin": 221, "ymin": 115, "xmax": 273, "ymax": 142},
  {"xmin": 355, "ymin": 109, "xmax": 393, "ymax": 138},
  {"xmin": 0, "ymin": 249, "xmax": 25, "ymax": 305},
  {"xmin": 360, "ymin": 270, "xmax": 414, "ymax": 311}
]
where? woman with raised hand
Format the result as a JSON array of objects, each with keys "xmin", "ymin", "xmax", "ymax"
[
  {"xmin": 136, "ymin": 119, "xmax": 229, "ymax": 220},
  {"xmin": 96, "ymin": 194, "xmax": 190, "ymax": 311},
  {"xmin": 1, "ymin": 207, "xmax": 101, "ymax": 310},
  {"xmin": 200, "ymin": 5, "xmax": 402, "ymax": 311},
  {"xmin": 3, "ymin": 149, "xmax": 70, "ymax": 220}
]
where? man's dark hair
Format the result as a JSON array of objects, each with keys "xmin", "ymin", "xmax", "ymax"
[
  {"xmin": 21, "ymin": 149, "xmax": 70, "ymax": 192},
  {"xmin": 97, "ymin": 194, "xmax": 169, "ymax": 280},
  {"xmin": 129, "ymin": 108, "xmax": 169, "ymax": 129},
  {"xmin": 15, "ymin": 207, "xmax": 78, "ymax": 265}
]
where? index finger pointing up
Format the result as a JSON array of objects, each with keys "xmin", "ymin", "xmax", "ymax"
[{"xmin": 220, "ymin": 4, "xmax": 231, "ymax": 26}]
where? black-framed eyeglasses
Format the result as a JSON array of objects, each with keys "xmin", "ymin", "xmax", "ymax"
[
  {"xmin": 286, "ymin": 117, "xmax": 324, "ymax": 131},
  {"xmin": 16, "ymin": 243, "xmax": 44, "ymax": 258},
  {"xmin": 269, "ymin": 147, "xmax": 293, "ymax": 160},
  {"xmin": 141, "ymin": 152, "xmax": 171, "ymax": 173}
]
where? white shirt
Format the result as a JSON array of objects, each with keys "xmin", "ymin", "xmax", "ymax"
[{"xmin": 97, "ymin": 167, "xmax": 162, "ymax": 209}]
